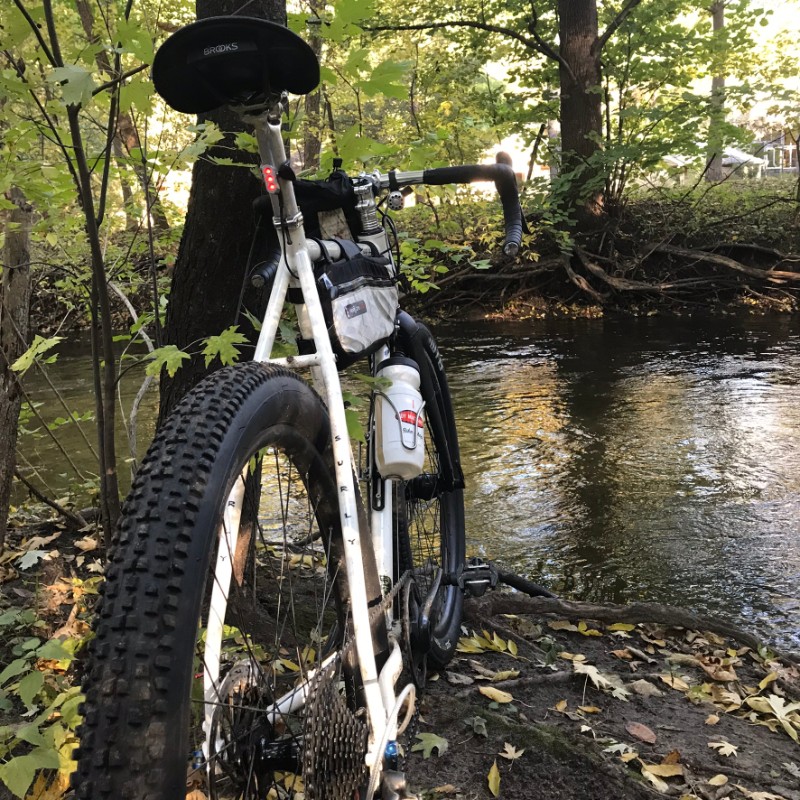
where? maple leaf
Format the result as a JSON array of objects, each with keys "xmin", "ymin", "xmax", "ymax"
[
  {"xmin": 708, "ymin": 740, "xmax": 738, "ymax": 757},
  {"xmin": 499, "ymin": 742, "xmax": 525, "ymax": 761}
]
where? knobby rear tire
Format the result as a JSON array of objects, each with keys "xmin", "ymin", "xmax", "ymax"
[
  {"xmin": 395, "ymin": 324, "xmax": 465, "ymax": 669},
  {"xmin": 74, "ymin": 363, "xmax": 380, "ymax": 800}
]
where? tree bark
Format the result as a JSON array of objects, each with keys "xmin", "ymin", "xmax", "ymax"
[
  {"xmin": 158, "ymin": 0, "xmax": 287, "ymax": 425},
  {"xmin": 302, "ymin": 3, "xmax": 324, "ymax": 170},
  {"xmin": 557, "ymin": 0, "xmax": 604, "ymax": 222},
  {"xmin": 706, "ymin": 1, "xmax": 726, "ymax": 182},
  {"xmin": 0, "ymin": 188, "xmax": 33, "ymax": 551}
]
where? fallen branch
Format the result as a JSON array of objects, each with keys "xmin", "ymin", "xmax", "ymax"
[
  {"xmin": 648, "ymin": 244, "xmax": 800, "ymax": 284},
  {"xmin": 561, "ymin": 255, "xmax": 606, "ymax": 303},
  {"xmin": 13, "ymin": 469, "xmax": 88, "ymax": 529},
  {"xmin": 465, "ymin": 594, "xmax": 799, "ymax": 667}
]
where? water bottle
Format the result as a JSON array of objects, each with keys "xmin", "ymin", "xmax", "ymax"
[{"xmin": 375, "ymin": 357, "xmax": 425, "ymax": 479}]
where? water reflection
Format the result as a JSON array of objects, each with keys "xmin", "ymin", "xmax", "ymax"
[
  {"xmin": 438, "ymin": 315, "xmax": 800, "ymax": 651},
  {"xmin": 17, "ymin": 315, "xmax": 800, "ymax": 650}
]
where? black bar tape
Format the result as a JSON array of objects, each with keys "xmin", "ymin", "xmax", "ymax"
[{"xmin": 422, "ymin": 164, "xmax": 523, "ymax": 256}]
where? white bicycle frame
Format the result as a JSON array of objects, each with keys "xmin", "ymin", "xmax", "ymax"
[{"xmin": 203, "ymin": 100, "xmax": 407, "ymax": 794}]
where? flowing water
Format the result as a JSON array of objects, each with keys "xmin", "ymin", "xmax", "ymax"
[{"xmin": 19, "ymin": 314, "xmax": 800, "ymax": 650}]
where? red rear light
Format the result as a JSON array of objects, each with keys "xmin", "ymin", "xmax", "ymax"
[{"xmin": 261, "ymin": 164, "xmax": 279, "ymax": 194}]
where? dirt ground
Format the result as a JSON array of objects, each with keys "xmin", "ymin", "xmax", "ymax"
[
  {"xmin": 1, "ymin": 520, "xmax": 799, "ymax": 800},
  {"xmin": 404, "ymin": 594, "xmax": 800, "ymax": 800}
]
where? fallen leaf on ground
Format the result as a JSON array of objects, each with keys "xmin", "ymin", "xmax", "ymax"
[
  {"xmin": 629, "ymin": 679, "xmax": 663, "ymax": 698},
  {"xmin": 662, "ymin": 750, "xmax": 681, "ymax": 765},
  {"xmin": 499, "ymin": 742, "xmax": 525, "ymax": 761},
  {"xmin": 578, "ymin": 705, "xmax": 601, "ymax": 714},
  {"xmin": 625, "ymin": 721, "xmax": 656, "ymax": 744},
  {"xmin": 574, "ymin": 661, "xmax": 631, "ymax": 699},
  {"xmin": 708, "ymin": 740, "xmax": 738, "ymax": 757},
  {"xmin": 479, "ymin": 686, "xmax": 513, "ymax": 704},
  {"xmin": 548, "ymin": 620, "xmax": 578, "ymax": 631},
  {"xmin": 432, "ymin": 785, "xmax": 458, "ymax": 795},
  {"xmin": 659, "ymin": 674, "xmax": 690, "ymax": 692},
  {"xmin": 640, "ymin": 769, "xmax": 669, "ymax": 793},
  {"xmin": 705, "ymin": 714, "xmax": 720, "ymax": 725},
  {"xmin": 607, "ymin": 623, "xmax": 636, "ymax": 632},
  {"xmin": 707, "ymin": 774, "xmax": 728, "ymax": 786},
  {"xmin": 446, "ymin": 672, "xmax": 474, "ymax": 686},
  {"xmin": 412, "ymin": 733, "xmax": 449, "ymax": 758},
  {"xmin": 734, "ymin": 784, "xmax": 788, "ymax": 800},
  {"xmin": 554, "ymin": 699, "xmax": 568, "ymax": 713},
  {"xmin": 487, "ymin": 761, "xmax": 500, "ymax": 797},
  {"xmin": 74, "ymin": 536, "xmax": 99, "ymax": 552},
  {"xmin": 612, "ymin": 649, "xmax": 633, "ymax": 660},
  {"xmin": 641, "ymin": 763, "xmax": 683, "ymax": 778}
]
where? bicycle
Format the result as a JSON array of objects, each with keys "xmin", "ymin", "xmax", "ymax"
[{"xmin": 73, "ymin": 16, "xmax": 523, "ymax": 800}]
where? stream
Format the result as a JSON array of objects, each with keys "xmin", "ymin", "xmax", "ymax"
[{"xmin": 18, "ymin": 313, "xmax": 800, "ymax": 650}]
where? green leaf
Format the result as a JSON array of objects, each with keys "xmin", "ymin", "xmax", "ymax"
[
  {"xmin": 60, "ymin": 693, "xmax": 84, "ymax": 729},
  {"xmin": 345, "ymin": 407, "xmax": 365, "ymax": 443},
  {"xmin": 119, "ymin": 75, "xmax": 154, "ymax": 114},
  {"xmin": 146, "ymin": 345, "xmax": 191, "ymax": 378},
  {"xmin": 0, "ymin": 659, "xmax": 28, "ymax": 688},
  {"xmin": 11, "ymin": 335, "xmax": 63, "ymax": 374},
  {"xmin": 17, "ymin": 671, "xmax": 44, "ymax": 707},
  {"xmin": 0, "ymin": 754, "xmax": 35, "ymax": 799},
  {"xmin": 115, "ymin": 16, "xmax": 155, "ymax": 63},
  {"xmin": 15, "ymin": 722, "xmax": 47, "ymax": 747},
  {"xmin": 202, "ymin": 326, "xmax": 248, "ymax": 367},
  {"xmin": 36, "ymin": 639, "xmax": 73, "ymax": 662},
  {"xmin": 48, "ymin": 65, "xmax": 96, "ymax": 108},
  {"xmin": 411, "ymin": 732, "xmax": 448, "ymax": 759}
]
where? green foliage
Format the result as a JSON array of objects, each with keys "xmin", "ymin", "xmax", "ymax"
[
  {"xmin": 146, "ymin": 345, "xmax": 191, "ymax": 377},
  {"xmin": 202, "ymin": 326, "xmax": 249, "ymax": 368},
  {"xmin": 11, "ymin": 337, "xmax": 63, "ymax": 375},
  {"xmin": 0, "ymin": 589, "xmax": 98, "ymax": 798}
]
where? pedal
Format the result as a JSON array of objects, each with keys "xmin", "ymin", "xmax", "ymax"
[{"xmin": 454, "ymin": 557, "xmax": 499, "ymax": 598}]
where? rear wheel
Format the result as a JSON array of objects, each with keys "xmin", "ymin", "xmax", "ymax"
[
  {"xmin": 395, "ymin": 327, "xmax": 465, "ymax": 669},
  {"xmin": 74, "ymin": 364, "xmax": 381, "ymax": 800}
]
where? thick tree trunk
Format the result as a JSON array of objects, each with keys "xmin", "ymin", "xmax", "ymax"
[
  {"xmin": 158, "ymin": 0, "xmax": 287, "ymax": 425},
  {"xmin": 557, "ymin": 0, "xmax": 604, "ymax": 222},
  {"xmin": 0, "ymin": 188, "xmax": 32, "ymax": 551},
  {"xmin": 706, "ymin": 2, "xmax": 726, "ymax": 182}
]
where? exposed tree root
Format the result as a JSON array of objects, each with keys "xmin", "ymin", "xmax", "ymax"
[{"xmin": 464, "ymin": 594, "xmax": 800, "ymax": 668}]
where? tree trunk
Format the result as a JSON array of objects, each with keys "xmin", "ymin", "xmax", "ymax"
[
  {"xmin": 557, "ymin": 0, "xmax": 604, "ymax": 222},
  {"xmin": 302, "ymin": 1, "xmax": 324, "ymax": 170},
  {"xmin": 706, "ymin": 1, "xmax": 726, "ymax": 182},
  {"xmin": 158, "ymin": 0, "xmax": 287, "ymax": 425},
  {"xmin": 0, "ymin": 188, "xmax": 32, "ymax": 551}
]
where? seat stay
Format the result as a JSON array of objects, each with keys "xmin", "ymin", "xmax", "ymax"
[{"xmin": 249, "ymin": 111, "xmax": 392, "ymax": 778}]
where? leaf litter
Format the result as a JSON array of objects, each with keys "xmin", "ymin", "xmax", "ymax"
[{"xmin": 407, "ymin": 599, "xmax": 800, "ymax": 800}]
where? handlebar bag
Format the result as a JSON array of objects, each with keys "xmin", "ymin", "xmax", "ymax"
[{"xmin": 315, "ymin": 239, "xmax": 398, "ymax": 369}]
